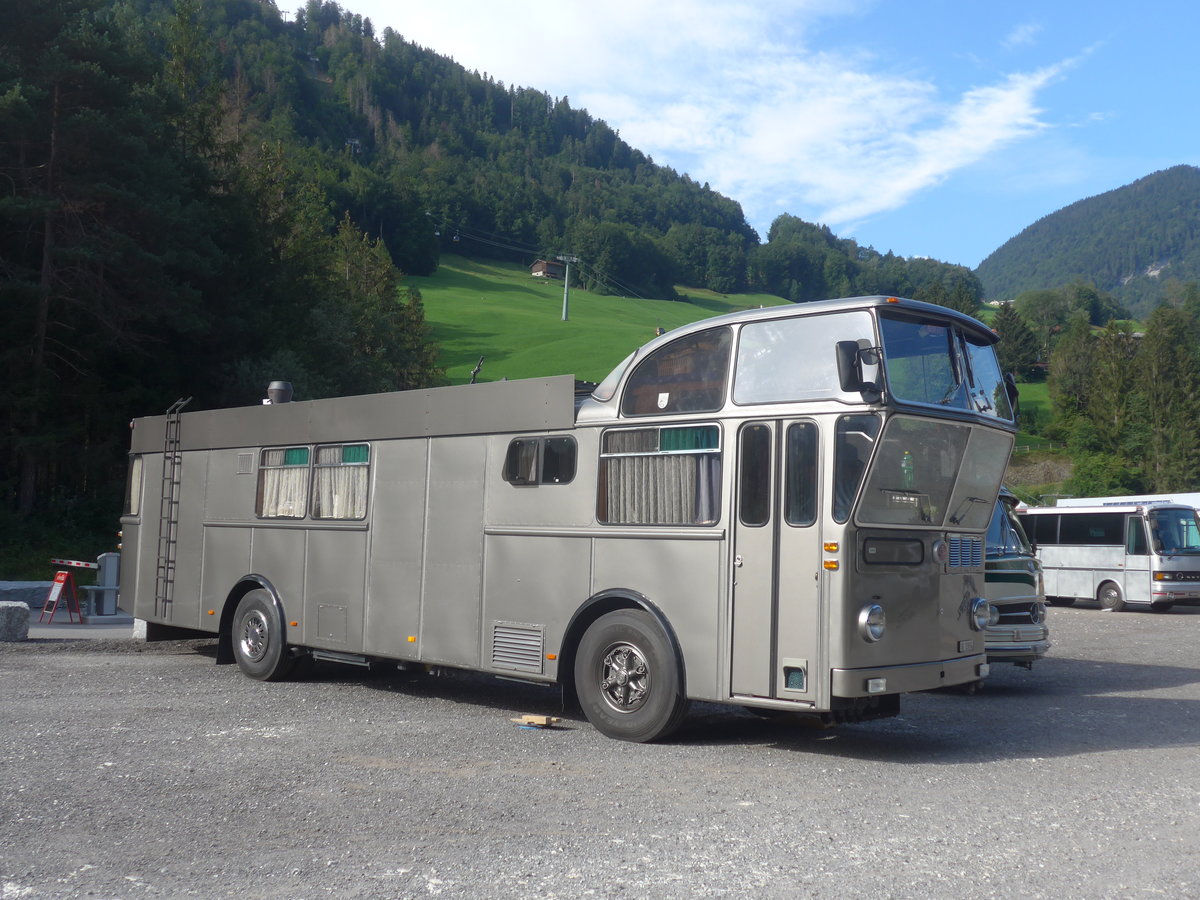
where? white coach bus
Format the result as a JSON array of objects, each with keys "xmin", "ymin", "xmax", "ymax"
[
  {"xmin": 1016, "ymin": 503, "xmax": 1200, "ymax": 612},
  {"xmin": 121, "ymin": 296, "xmax": 1016, "ymax": 741}
]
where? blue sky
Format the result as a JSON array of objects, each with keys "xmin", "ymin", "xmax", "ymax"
[{"xmin": 345, "ymin": 0, "xmax": 1200, "ymax": 271}]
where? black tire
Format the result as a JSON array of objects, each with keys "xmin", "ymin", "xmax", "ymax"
[
  {"xmin": 574, "ymin": 609, "xmax": 689, "ymax": 743},
  {"xmin": 231, "ymin": 589, "xmax": 295, "ymax": 681},
  {"xmin": 1047, "ymin": 597, "xmax": 1076, "ymax": 607},
  {"xmin": 1098, "ymin": 582, "xmax": 1126, "ymax": 613}
]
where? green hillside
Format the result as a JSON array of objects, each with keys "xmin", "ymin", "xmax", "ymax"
[
  {"xmin": 412, "ymin": 255, "xmax": 790, "ymax": 384},
  {"xmin": 976, "ymin": 165, "xmax": 1200, "ymax": 316}
]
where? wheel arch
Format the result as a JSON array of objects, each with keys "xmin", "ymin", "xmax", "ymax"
[
  {"xmin": 558, "ymin": 588, "xmax": 686, "ymax": 699},
  {"xmin": 216, "ymin": 575, "xmax": 288, "ymax": 664}
]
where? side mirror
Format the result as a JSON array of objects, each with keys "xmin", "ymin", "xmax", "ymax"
[{"xmin": 836, "ymin": 340, "xmax": 881, "ymax": 397}]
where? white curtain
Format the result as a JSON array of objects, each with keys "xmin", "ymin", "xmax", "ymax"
[
  {"xmin": 259, "ymin": 449, "xmax": 309, "ymax": 518},
  {"xmin": 313, "ymin": 446, "xmax": 368, "ymax": 519},
  {"xmin": 603, "ymin": 453, "xmax": 720, "ymax": 525}
]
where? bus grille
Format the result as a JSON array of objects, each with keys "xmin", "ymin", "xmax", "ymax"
[
  {"xmin": 948, "ymin": 536, "xmax": 983, "ymax": 569},
  {"xmin": 491, "ymin": 622, "xmax": 544, "ymax": 674}
]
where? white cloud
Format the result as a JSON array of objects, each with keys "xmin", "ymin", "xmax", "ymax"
[
  {"xmin": 1003, "ymin": 22, "xmax": 1043, "ymax": 50},
  {"xmin": 354, "ymin": 1, "xmax": 1074, "ymax": 238}
]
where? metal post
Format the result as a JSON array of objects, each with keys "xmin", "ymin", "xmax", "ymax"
[{"xmin": 557, "ymin": 255, "xmax": 579, "ymax": 321}]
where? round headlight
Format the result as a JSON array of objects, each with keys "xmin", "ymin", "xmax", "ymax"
[
  {"xmin": 987, "ymin": 603, "xmax": 1001, "ymax": 627},
  {"xmin": 858, "ymin": 603, "xmax": 886, "ymax": 642},
  {"xmin": 932, "ymin": 540, "xmax": 949, "ymax": 565},
  {"xmin": 970, "ymin": 597, "xmax": 990, "ymax": 631}
]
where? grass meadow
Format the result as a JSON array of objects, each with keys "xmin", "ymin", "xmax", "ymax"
[{"xmin": 408, "ymin": 255, "xmax": 789, "ymax": 385}]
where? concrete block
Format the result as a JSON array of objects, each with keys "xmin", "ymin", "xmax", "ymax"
[
  {"xmin": 0, "ymin": 581, "xmax": 55, "ymax": 609},
  {"xmin": 0, "ymin": 600, "xmax": 30, "ymax": 642}
]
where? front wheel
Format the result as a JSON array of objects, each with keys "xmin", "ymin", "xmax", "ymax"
[
  {"xmin": 574, "ymin": 610, "xmax": 689, "ymax": 743},
  {"xmin": 1098, "ymin": 582, "xmax": 1126, "ymax": 612},
  {"xmin": 231, "ymin": 589, "xmax": 295, "ymax": 681}
]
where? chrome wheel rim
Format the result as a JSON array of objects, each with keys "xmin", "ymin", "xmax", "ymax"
[
  {"xmin": 239, "ymin": 611, "xmax": 269, "ymax": 662},
  {"xmin": 598, "ymin": 641, "xmax": 650, "ymax": 713}
]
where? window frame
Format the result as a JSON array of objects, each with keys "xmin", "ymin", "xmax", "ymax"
[
  {"xmin": 311, "ymin": 442, "xmax": 371, "ymax": 521},
  {"xmin": 502, "ymin": 436, "xmax": 578, "ymax": 486},
  {"xmin": 619, "ymin": 326, "xmax": 732, "ymax": 417},
  {"xmin": 598, "ymin": 423, "xmax": 723, "ymax": 526},
  {"xmin": 255, "ymin": 445, "xmax": 312, "ymax": 519}
]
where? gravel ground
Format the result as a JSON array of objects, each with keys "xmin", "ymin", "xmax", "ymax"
[{"xmin": 2, "ymin": 604, "xmax": 1200, "ymax": 899}]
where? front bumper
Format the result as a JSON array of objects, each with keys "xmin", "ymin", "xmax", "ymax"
[
  {"xmin": 831, "ymin": 653, "xmax": 988, "ymax": 697},
  {"xmin": 985, "ymin": 624, "xmax": 1051, "ymax": 664}
]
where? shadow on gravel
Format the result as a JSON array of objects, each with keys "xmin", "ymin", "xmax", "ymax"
[
  {"xmin": 671, "ymin": 654, "xmax": 1200, "ymax": 763},
  {"xmin": 14, "ymin": 637, "xmax": 1200, "ymax": 763},
  {"xmin": 290, "ymin": 649, "xmax": 1200, "ymax": 763},
  {"xmin": 318, "ymin": 660, "xmax": 583, "ymax": 721}
]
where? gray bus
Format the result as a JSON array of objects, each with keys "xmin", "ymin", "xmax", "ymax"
[
  {"xmin": 1017, "ymin": 503, "xmax": 1200, "ymax": 612},
  {"xmin": 121, "ymin": 295, "xmax": 1016, "ymax": 741}
]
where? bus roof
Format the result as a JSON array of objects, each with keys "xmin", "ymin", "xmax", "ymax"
[
  {"xmin": 1017, "ymin": 504, "xmax": 1197, "ymax": 515},
  {"xmin": 130, "ymin": 375, "xmax": 579, "ymax": 454}
]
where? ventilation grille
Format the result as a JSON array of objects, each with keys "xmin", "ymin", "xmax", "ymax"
[
  {"xmin": 948, "ymin": 536, "xmax": 983, "ymax": 569},
  {"xmin": 237, "ymin": 453, "xmax": 254, "ymax": 475},
  {"xmin": 491, "ymin": 622, "xmax": 544, "ymax": 674}
]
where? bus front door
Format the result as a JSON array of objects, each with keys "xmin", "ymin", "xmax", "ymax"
[{"xmin": 730, "ymin": 420, "xmax": 823, "ymax": 701}]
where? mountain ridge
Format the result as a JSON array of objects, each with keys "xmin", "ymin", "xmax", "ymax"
[{"xmin": 975, "ymin": 165, "xmax": 1200, "ymax": 315}]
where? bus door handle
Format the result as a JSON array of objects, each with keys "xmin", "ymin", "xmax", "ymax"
[{"xmin": 734, "ymin": 555, "xmax": 744, "ymax": 567}]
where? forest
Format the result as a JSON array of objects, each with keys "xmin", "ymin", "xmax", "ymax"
[
  {"xmin": 977, "ymin": 165, "xmax": 1200, "ymax": 317},
  {"xmin": 5, "ymin": 0, "xmax": 1200, "ymax": 574},
  {"xmin": 0, "ymin": 0, "xmax": 978, "ymax": 536}
]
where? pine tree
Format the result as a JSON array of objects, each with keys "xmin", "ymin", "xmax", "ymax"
[
  {"xmin": 993, "ymin": 302, "xmax": 1040, "ymax": 375},
  {"xmin": 1085, "ymin": 322, "xmax": 1138, "ymax": 456},
  {"xmin": 1137, "ymin": 307, "xmax": 1200, "ymax": 491},
  {"xmin": 1047, "ymin": 317, "xmax": 1094, "ymax": 419}
]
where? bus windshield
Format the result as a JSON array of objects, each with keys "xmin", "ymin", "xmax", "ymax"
[
  {"xmin": 853, "ymin": 415, "xmax": 1011, "ymax": 529},
  {"xmin": 879, "ymin": 314, "xmax": 1013, "ymax": 421},
  {"xmin": 1148, "ymin": 507, "xmax": 1200, "ymax": 555},
  {"xmin": 987, "ymin": 500, "xmax": 1033, "ymax": 558}
]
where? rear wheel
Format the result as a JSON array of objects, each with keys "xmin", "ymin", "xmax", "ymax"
[
  {"xmin": 231, "ymin": 589, "xmax": 295, "ymax": 681},
  {"xmin": 574, "ymin": 610, "xmax": 689, "ymax": 743},
  {"xmin": 1098, "ymin": 582, "xmax": 1126, "ymax": 612}
]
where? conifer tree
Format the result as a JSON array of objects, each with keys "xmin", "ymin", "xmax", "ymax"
[
  {"xmin": 1137, "ymin": 307, "xmax": 1200, "ymax": 491},
  {"xmin": 993, "ymin": 302, "xmax": 1040, "ymax": 376}
]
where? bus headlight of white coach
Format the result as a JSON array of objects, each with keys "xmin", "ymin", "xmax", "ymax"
[{"xmin": 858, "ymin": 603, "xmax": 886, "ymax": 642}]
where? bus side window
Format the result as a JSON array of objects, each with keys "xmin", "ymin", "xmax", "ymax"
[
  {"xmin": 124, "ymin": 455, "xmax": 143, "ymax": 517},
  {"xmin": 257, "ymin": 446, "xmax": 311, "ymax": 518},
  {"xmin": 833, "ymin": 414, "xmax": 878, "ymax": 523},
  {"xmin": 599, "ymin": 425, "xmax": 721, "ymax": 525},
  {"xmin": 738, "ymin": 424, "xmax": 771, "ymax": 527},
  {"xmin": 1127, "ymin": 517, "xmax": 1148, "ymax": 555},
  {"xmin": 784, "ymin": 422, "xmax": 818, "ymax": 526},
  {"xmin": 312, "ymin": 443, "xmax": 370, "ymax": 520},
  {"xmin": 503, "ymin": 437, "xmax": 577, "ymax": 486},
  {"xmin": 620, "ymin": 326, "xmax": 731, "ymax": 416}
]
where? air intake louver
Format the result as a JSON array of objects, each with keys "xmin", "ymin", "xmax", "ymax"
[
  {"xmin": 491, "ymin": 622, "xmax": 544, "ymax": 674},
  {"xmin": 948, "ymin": 536, "xmax": 983, "ymax": 569}
]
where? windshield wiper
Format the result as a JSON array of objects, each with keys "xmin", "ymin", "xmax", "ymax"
[{"xmin": 949, "ymin": 496, "xmax": 988, "ymax": 526}]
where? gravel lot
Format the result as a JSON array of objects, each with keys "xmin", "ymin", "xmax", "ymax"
[{"xmin": 3, "ymin": 604, "xmax": 1200, "ymax": 899}]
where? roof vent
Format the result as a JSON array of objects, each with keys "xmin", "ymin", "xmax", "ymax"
[{"xmin": 265, "ymin": 381, "xmax": 293, "ymax": 404}]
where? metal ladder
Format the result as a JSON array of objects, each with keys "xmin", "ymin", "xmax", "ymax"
[{"xmin": 154, "ymin": 398, "xmax": 191, "ymax": 619}]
